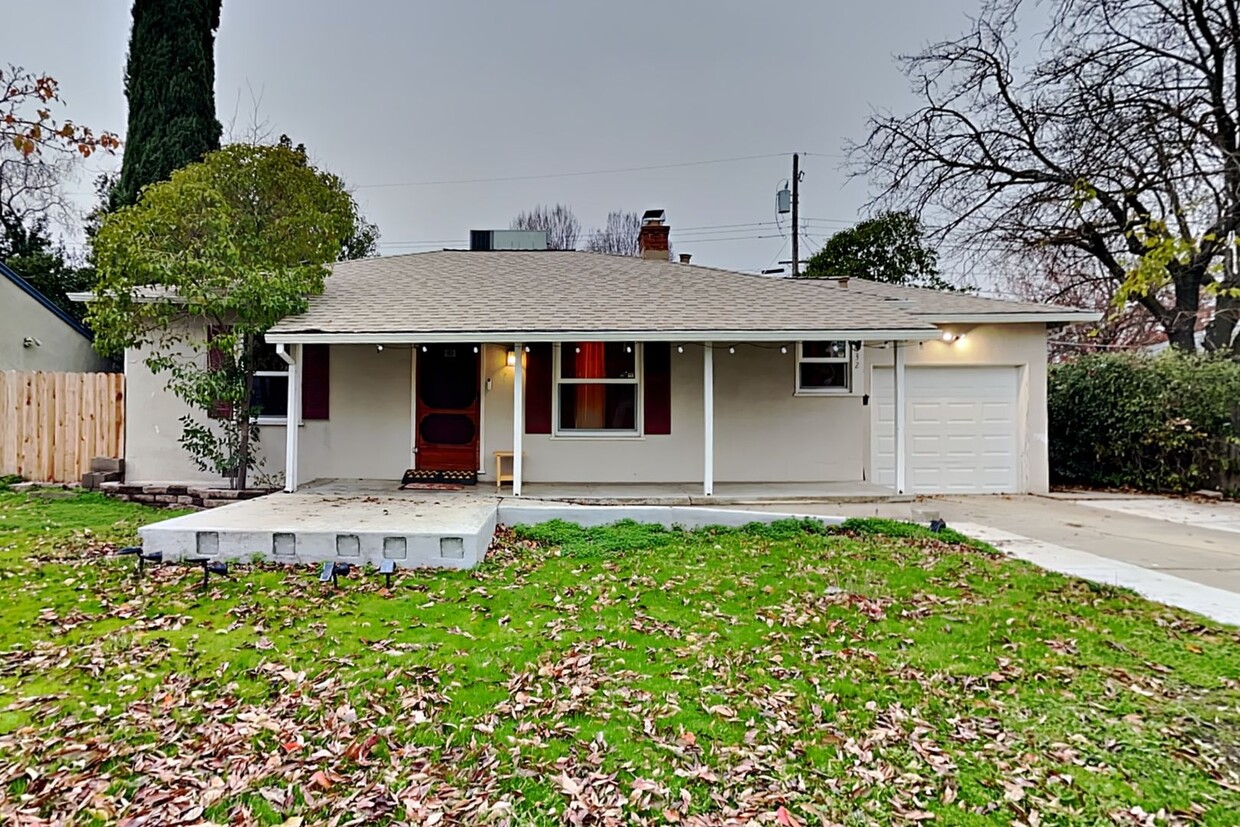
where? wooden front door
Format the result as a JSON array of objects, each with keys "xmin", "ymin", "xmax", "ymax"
[{"xmin": 415, "ymin": 344, "xmax": 481, "ymax": 472}]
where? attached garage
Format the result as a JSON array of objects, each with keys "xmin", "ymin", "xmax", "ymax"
[{"xmin": 871, "ymin": 366, "xmax": 1021, "ymax": 494}]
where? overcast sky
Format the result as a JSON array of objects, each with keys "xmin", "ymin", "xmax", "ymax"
[{"xmin": 4, "ymin": 0, "xmax": 993, "ymax": 275}]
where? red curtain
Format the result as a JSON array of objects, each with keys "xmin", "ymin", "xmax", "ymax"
[{"xmin": 572, "ymin": 342, "xmax": 606, "ymax": 428}]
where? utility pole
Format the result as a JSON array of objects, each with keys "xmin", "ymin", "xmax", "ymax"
[{"xmin": 791, "ymin": 153, "xmax": 800, "ymax": 276}]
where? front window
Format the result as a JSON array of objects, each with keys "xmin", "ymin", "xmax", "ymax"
[
  {"xmin": 252, "ymin": 344, "xmax": 290, "ymax": 421},
  {"xmin": 796, "ymin": 341, "xmax": 851, "ymax": 393},
  {"xmin": 555, "ymin": 342, "xmax": 640, "ymax": 435}
]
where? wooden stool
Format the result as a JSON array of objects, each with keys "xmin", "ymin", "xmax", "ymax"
[{"xmin": 493, "ymin": 451, "xmax": 517, "ymax": 491}]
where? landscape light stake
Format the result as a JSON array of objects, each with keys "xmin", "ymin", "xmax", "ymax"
[
  {"xmin": 379, "ymin": 558, "xmax": 396, "ymax": 589},
  {"xmin": 117, "ymin": 546, "xmax": 163, "ymax": 577},
  {"xmin": 319, "ymin": 561, "xmax": 352, "ymax": 588},
  {"xmin": 929, "ymin": 518, "xmax": 948, "ymax": 533},
  {"xmin": 186, "ymin": 556, "xmax": 230, "ymax": 589}
]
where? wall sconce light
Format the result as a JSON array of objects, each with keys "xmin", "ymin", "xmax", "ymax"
[
  {"xmin": 506, "ymin": 348, "xmax": 516, "ymax": 366},
  {"xmin": 940, "ymin": 331, "xmax": 967, "ymax": 344}
]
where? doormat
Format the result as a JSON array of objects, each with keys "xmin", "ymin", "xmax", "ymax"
[
  {"xmin": 400, "ymin": 468, "xmax": 478, "ymax": 487},
  {"xmin": 399, "ymin": 482, "xmax": 466, "ymax": 491}
]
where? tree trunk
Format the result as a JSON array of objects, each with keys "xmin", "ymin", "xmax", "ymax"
[
  {"xmin": 1204, "ymin": 244, "xmax": 1239, "ymax": 356},
  {"xmin": 235, "ymin": 333, "xmax": 254, "ymax": 491},
  {"xmin": 1168, "ymin": 273, "xmax": 1203, "ymax": 352}
]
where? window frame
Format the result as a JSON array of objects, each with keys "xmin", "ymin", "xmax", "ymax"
[
  {"xmin": 794, "ymin": 340, "xmax": 854, "ymax": 396},
  {"xmin": 552, "ymin": 342, "xmax": 644, "ymax": 438},
  {"xmin": 250, "ymin": 343, "xmax": 295, "ymax": 425}
]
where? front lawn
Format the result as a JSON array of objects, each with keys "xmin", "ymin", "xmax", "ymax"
[{"xmin": 1, "ymin": 490, "xmax": 1238, "ymax": 825}]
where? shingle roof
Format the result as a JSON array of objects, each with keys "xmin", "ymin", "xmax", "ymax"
[
  {"xmin": 267, "ymin": 251, "xmax": 1096, "ymax": 340},
  {"xmin": 269, "ymin": 251, "xmax": 938, "ymax": 339},
  {"xmin": 841, "ymin": 278, "xmax": 1097, "ymax": 319}
]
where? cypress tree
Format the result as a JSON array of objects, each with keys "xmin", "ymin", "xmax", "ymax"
[{"xmin": 112, "ymin": 0, "xmax": 222, "ymax": 209}]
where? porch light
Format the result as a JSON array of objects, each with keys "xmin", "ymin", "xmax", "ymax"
[
  {"xmin": 473, "ymin": 346, "xmax": 479, "ymax": 354},
  {"xmin": 780, "ymin": 346, "xmax": 787, "ymax": 354},
  {"xmin": 729, "ymin": 346, "xmax": 736, "ymax": 354},
  {"xmin": 376, "ymin": 345, "xmax": 384, "ymax": 352},
  {"xmin": 506, "ymin": 348, "xmax": 516, "ymax": 366},
  {"xmin": 677, "ymin": 345, "xmax": 684, "ymax": 353},
  {"xmin": 941, "ymin": 331, "xmax": 954, "ymax": 342},
  {"xmin": 421, "ymin": 345, "xmax": 428, "ymax": 352}
]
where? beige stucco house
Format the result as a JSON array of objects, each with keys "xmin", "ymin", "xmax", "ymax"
[
  {"xmin": 115, "ymin": 219, "xmax": 1098, "ymax": 497},
  {"xmin": 1, "ymin": 261, "xmax": 110, "ymax": 373}
]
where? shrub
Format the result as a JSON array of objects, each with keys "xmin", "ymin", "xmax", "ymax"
[{"xmin": 1048, "ymin": 352, "xmax": 1240, "ymax": 493}]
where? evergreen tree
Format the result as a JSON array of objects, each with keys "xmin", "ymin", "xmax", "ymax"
[{"xmin": 112, "ymin": 0, "xmax": 223, "ymax": 209}]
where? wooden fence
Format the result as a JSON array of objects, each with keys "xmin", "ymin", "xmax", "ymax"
[{"xmin": 0, "ymin": 371, "xmax": 124, "ymax": 483}]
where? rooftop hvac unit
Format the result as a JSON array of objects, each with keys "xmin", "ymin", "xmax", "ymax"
[{"xmin": 469, "ymin": 229, "xmax": 549, "ymax": 251}]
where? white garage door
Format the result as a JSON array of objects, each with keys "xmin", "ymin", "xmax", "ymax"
[{"xmin": 871, "ymin": 366, "xmax": 1020, "ymax": 494}]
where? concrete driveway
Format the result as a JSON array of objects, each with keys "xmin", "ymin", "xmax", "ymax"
[{"xmin": 736, "ymin": 492, "xmax": 1240, "ymax": 623}]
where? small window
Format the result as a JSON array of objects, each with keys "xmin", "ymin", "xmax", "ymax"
[
  {"xmin": 555, "ymin": 342, "xmax": 640, "ymax": 435},
  {"xmin": 797, "ymin": 341, "xmax": 851, "ymax": 394},
  {"xmin": 253, "ymin": 343, "xmax": 290, "ymax": 422}
]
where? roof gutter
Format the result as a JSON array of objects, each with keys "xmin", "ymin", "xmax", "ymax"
[
  {"xmin": 265, "ymin": 328, "xmax": 942, "ymax": 345},
  {"xmin": 920, "ymin": 311, "xmax": 1103, "ymax": 324}
]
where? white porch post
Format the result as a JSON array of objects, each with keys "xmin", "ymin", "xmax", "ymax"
[
  {"xmin": 512, "ymin": 343, "xmax": 523, "ymax": 497},
  {"xmin": 279, "ymin": 343, "xmax": 301, "ymax": 493},
  {"xmin": 703, "ymin": 341, "xmax": 714, "ymax": 497},
  {"xmin": 893, "ymin": 340, "xmax": 906, "ymax": 495}
]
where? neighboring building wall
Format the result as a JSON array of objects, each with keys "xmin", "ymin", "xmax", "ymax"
[{"xmin": 0, "ymin": 274, "xmax": 110, "ymax": 372}]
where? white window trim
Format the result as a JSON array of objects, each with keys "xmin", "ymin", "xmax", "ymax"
[
  {"xmin": 794, "ymin": 340, "xmax": 857, "ymax": 396},
  {"xmin": 253, "ymin": 368, "xmax": 293, "ymax": 425},
  {"xmin": 552, "ymin": 342, "xmax": 643, "ymax": 438}
]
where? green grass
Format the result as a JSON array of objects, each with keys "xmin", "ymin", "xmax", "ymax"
[{"xmin": 1, "ymin": 491, "xmax": 1238, "ymax": 825}]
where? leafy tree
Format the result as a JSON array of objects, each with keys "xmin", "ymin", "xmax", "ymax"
[
  {"xmin": 800, "ymin": 211, "xmax": 954, "ymax": 289},
  {"xmin": 510, "ymin": 203, "xmax": 580, "ymax": 250},
  {"xmin": 853, "ymin": 0, "xmax": 1240, "ymax": 353},
  {"xmin": 89, "ymin": 143, "xmax": 363, "ymax": 490},
  {"xmin": 584, "ymin": 211, "xmax": 642, "ymax": 257},
  {"xmin": 274, "ymin": 135, "xmax": 379, "ymax": 260},
  {"xmin": 1, "ymin": 64, "xmax": 120, "ymax": 158},
  {"xmin": 111, "ymin": 0, "xmax": 222, "ymax": 209}
]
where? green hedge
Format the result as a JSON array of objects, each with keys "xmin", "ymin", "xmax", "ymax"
[{"xmin": 1048, "ymin": 352, "xmax": 1240, "ymax": 494}]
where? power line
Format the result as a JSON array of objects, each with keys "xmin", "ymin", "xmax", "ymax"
[{"xmin": 354, "ymin": 152, "xmax": 791, "ymax": 190}]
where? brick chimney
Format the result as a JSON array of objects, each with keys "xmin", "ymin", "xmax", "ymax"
[{"xmin": 638, "ymin": 209, "xmax": 670, "ymax": 260}]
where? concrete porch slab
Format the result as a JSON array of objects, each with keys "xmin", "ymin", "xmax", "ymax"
[
  {"xmin": 518, "ymin": 481, "xmax": 903, "ymax": 505},
  {"xmin": 139, "ymin": 486, "xmax": 500, "ymax": 569},
  {"xmin": 135, "ymin": 478, "xmax": 861, "ymax": 570}
]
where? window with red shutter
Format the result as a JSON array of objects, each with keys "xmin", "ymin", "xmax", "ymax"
[
  {"xmin": 301, "ymin": 344, "xmax": 330, "ymax": 420},
  {"xmin": 207, "ymin": 325, "xmax": 233, "ymax": 420},
  {"xmin": 643, "ymin": 342, "xmax": 672, "ymax": 434},
  {"xmin": 525, "ymin": 343, "xmax": 553, "ymax": 434}
]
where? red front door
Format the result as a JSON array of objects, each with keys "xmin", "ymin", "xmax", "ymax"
[{"xmin": 415, "ymin": 344, "xmax": 481, "ymax": 472}]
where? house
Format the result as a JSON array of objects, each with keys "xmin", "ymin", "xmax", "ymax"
[
  {"xmin": 120, "ymin": 215, "xmax": 1098, "ymax": 497},
  {"xmin": 0, "ymin": 260, "xmax": 111, "ymax": 373}
]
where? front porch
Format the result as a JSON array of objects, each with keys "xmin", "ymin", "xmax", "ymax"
[{"xmin": 269, "ymin": 338, "xmax": 918, "ymax": 498}]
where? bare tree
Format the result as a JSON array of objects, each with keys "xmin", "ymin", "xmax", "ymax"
[
  {"xmin": 584, "ymin": 210, "xmax": 642, "ymax": 256},
  {"xmin": 854, "ymin": 0, "xmax": 1240, "ymax": 354},
  {"xmin": 1004, "ymin": 246, "xmax": 1165, "ymax": 359},
  {"xmin": 510, "ymin": 203, "xmax": 580, "ymax": 250}
]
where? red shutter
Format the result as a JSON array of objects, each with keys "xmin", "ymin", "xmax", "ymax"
[
  {"xmin": 207, "ymin": 325, "xmax": 233, "ymax": 420},
  {"xmin": 525, "ymin": 343, "xmax": 553, "ymax": 434},
  {"xmin": 643, "ymin": 342, "xmax": 672, "ymax": 435},
  {"xmin": 301, "ymin": 344, "xmax": 330, "ymax": 420}
]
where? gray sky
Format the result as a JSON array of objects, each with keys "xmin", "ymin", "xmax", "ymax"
[{"xmin": 3, "ymin": 0, "xmax": 988, "ymax": 274}]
